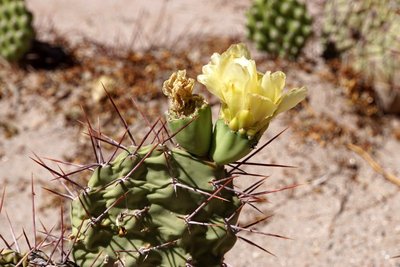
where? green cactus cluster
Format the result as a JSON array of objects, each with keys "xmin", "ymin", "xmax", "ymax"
[
  {"xmin": 246, "ymin": 0, "xmax": 312, "ymax": 59},
  {"xmin": 0, "ymin": 0, "xmax": 34, "ymax": 61},
  {"xmin": 322, "ymin": 0, "xmax": 400, "ymax": 111},
  {"xmin": 322, "ymin": 0, "xmax": 396, "ymax": 55}
]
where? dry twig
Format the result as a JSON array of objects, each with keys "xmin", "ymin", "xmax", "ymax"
[{"xmin": 347, "ymin": 143, "xmax": 400, "ymax": 186}]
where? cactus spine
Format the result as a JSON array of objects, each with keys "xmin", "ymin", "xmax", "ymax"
[
  {"xmin": 0, "ymin": 0, "xmax": 34, "ymax": 61},
  {"xmin": 246, "ymin": 0, "xmax": 312, "ymax": 59}
]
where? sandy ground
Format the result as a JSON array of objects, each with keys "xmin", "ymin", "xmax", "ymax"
[
  {"xmin": 1, "ymin": 0, "xmax": 400, "ymax": 266},
  {"xmin": 26, "ymin": 0, "xmax": 249, "ymax": 50}
]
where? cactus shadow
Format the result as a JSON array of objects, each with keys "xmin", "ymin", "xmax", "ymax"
[
  {"xmin": 19, "ymin": 40, "xmax": 75, "ymax": 70},
  {"xmin": 322, "ymin": 41, "xmax": 341, "ymax": 60}
]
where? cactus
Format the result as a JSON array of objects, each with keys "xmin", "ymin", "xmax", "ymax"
[
  {"xmin": 70, "ymin": 145, "xmax": 240, "ymax": 266},
  {"xmin": 322, "ymin": 0, "xmax": 400, "ymax": 112},
  {"xmin": 0, "ymin": 43, "xmax": 306, "ymax": 266},
  {"xmin": 322, "ymin": 0, "xmax": 395, "ymax": 55},
  {"xmin": 0, "ymin": 0, "xmax": 35, "ymax": 61},
  {"xmin": 69, "ymin": 44, "xmax": 306, "ymax": 266},
  {"xmin": 246, "ymin": 0, "xmax": 312, "ymax": 59}
]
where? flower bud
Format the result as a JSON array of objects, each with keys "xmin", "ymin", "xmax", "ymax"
[{"xmin": 210, "ymin": 119, "xmax": 259, "ymax": 165}]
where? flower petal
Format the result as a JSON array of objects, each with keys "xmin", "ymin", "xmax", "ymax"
[
  {"xmin": 275, "ymin": 87, "xmax": 307, "ymax": 114},
  {"xmin": 236, "ymin": 110, "xmax": 253, "ymax": 130},
  {"xmin": 246, "ymin": 93, "xmax": 277, "ymax": 122},
  {"xmin": 197, "ymin": 72, "xmax": 226, "ymax": 101},
  {"xmin": 260, "ymin": 71, "xmax": 286, "ymax": 101},
  {"xmin": 224, "ymin": 43, "xmax": 251, "ymax": 59},
  {"xmin": 222, "ymin": 83, "xmax": 244, "ymax": 117},
  {"xmin": 197, "ymin": 44, "xmax": 252, "ymax": 103}
]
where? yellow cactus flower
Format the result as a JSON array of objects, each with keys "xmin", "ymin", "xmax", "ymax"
[{"xmin": 198, "ymin": 43, "xmax": 307, "ymax": 137}]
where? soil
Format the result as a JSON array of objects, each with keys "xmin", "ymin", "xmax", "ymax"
[{"xmin": 1, "ymin": 0, "xmax": 399, "ymax": 266}]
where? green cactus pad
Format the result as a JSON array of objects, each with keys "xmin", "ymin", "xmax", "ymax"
[
  {"xmin": 210, "ymin": 119, "xmax": 259, "ymax": 165},
  {"xmin": 0, "ymin": 0, "xmax": 34, "ymax": 61},
  {"xmin": 246, "ymin": 0, "xmax": 312, "ymax": 59},
  {"xmin": 167, "ymin": 104, "xmax": 212, "ymax": 157},
  {"xmin": 70, "ymin": 144, "xmax": 241, "ymax": 266}
]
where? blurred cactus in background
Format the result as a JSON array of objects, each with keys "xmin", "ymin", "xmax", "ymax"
[
  {"xmin": 0, "ymin": 0, "xmax": 34, "ymax": 61},
  {"xmin": 246, "ymin": 0, "xmax": 312, "ymax": 59},
  {"xmin": 322, "ymin": 0, "xmax": 400, "ymax": 113}
]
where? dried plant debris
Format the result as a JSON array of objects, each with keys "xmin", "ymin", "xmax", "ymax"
[
  {"xmin": 0, "ymin": 121, "xmax": 19, "ymax": 139},
  {"xmin": 0, "ymin": 32, "xmax": 238, "ymax": 122},
  {"xmin": 286, "ymin": 100, "xmax": 374, "ymax": 150},
  {"xmin": 337, "ymin": 65, "xmax": 380, "ymax": 118},
  {"xmin": 0, "ymin": 33, "xmax": 239, "ymax": 162}
]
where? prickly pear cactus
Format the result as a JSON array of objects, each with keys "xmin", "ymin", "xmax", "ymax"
[
  {"xmin": 0, "ymin": 0, "xmax": 34, "ymax": 61},
  {"xmin": 322, "ymin": 0, "xmax": 400, "ymax": 112},
  {"xmin": 246, "ymin": 0, "xmax": 312, "ymax": 59}
]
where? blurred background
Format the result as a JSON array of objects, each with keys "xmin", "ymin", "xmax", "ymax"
[{"xmin": 0, "ymin": 0, "xmax": 399, "ymax": 266}]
